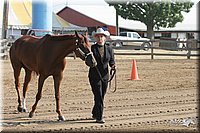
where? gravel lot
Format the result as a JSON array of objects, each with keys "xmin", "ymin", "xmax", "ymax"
[{"xmin": 0, "ymin": 53, "xmax": 199, "ymax": 132}]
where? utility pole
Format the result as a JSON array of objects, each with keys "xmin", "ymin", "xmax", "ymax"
[
  {"xmin": 1, "ymin": 0, "xmax": 9, "ymax": 39},
  {"xmin": 116, "ymin": 9, "xmax": 119, "ymax": 36}
]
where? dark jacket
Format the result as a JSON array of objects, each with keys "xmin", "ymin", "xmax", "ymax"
[{"xmin": 88, "ymin": 43, "xmax": 115, "ymax": 80}]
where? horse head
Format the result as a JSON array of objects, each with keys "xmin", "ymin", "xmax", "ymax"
[{"xmin": 74, "ymin": 31, "xmax": 97, "ymax": 67}]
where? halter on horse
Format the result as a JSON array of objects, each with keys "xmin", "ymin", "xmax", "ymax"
[{"xmin": 9, "ymin": 31, "xmax": 96, "ymax": 121}]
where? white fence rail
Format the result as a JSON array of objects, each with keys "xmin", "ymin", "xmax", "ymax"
[
  {"xmin": 106, "ymin": 39, "xmax": 200, "ymax": 59},
  {"xmin": 1, "ymin": 38, "xmax": 199, "ymax": 60}
]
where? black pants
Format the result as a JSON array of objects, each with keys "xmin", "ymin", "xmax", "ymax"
[{"xmin": 89, "ymin": 78, "xmax": 108, "ymax": 120}]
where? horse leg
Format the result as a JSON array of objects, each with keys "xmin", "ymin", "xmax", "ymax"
[
  {"xmin": 22, "ymin": 68, "xmax": 32, "ymax": 112},
  {"xmin": 53, "ymin": 73, "xmax": 65, "ymax": 121},
  {"xmin": 13, "ymin": 67, "xmax": 22, "ymax": 112},
  {"xmin": 29, "ymin": 75, "xmax": 46, "ymax": 118}
]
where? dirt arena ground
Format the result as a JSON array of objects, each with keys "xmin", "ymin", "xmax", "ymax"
[{"xmin": 0, "ymin": 53, "xmax": 199, "ymax": 132}]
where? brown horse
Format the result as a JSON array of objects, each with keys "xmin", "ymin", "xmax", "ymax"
[{"xmin": 9, "ymin": 31, "xmax": 95, "ymax": 121}]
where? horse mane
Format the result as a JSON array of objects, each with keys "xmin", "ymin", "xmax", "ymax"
[{"xmin": 48, "ymin": 34, "xmax": 76, "ymax": 41}]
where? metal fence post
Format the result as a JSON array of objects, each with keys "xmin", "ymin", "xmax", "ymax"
[
  {"xmin": 187, "ymin": 49, "xmax": 191, "ymax": 59},
  {"xmin": 151, "ymin": 40, "xmax": 154, "ymax": 59}
]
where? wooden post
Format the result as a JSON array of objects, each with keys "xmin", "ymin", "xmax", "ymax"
[
  {"xmin": 1, "ymin": 0, "xmax": 9, "ymax": 39},
  {"xmin": 186, "ymin": 40, "xmax": 191, "ymax": 59},
  {"xmin": 187, "ymin": 49, "xmax": 191, "ymax": 59},
  {"xmin": 116, "ymin": 9, "xmax": 119, "ymax": 36},
  {"xmin": 151, "ymin": 41, "xmax": 154, "ymax": 59}
]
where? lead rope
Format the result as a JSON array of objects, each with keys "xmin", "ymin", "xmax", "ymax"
[
  {"xmin": 72, "ymin": 51, "xmax": 76, "ymax": 59},
  {"xmin": 109, "ymin": 69, "xmax": 117, "ymax": 93},
  {"xmin": 95, "ymin": 66, "xmax": 117, "ymax": 93}
]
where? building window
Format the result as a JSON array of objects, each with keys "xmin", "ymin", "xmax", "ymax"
[{"xmin": 161, "ymin": 33, "xmax": 171, "ymax": 38}]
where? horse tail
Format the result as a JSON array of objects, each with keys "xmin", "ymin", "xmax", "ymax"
[
  {"xmin": 9, "ymin": 38, "xmax": 17, "ymax": 58},
  {"xmin": 9, "ymin": 37, "xmax": 21, "ymax": 53},
  {"xmin": 9, "ymin": 36, "xmax": 26, "ymax": 67},
  {"xmin": 9, "ymin": 36, "xmax": 27, "ymax": 57},
  {"xmin": 9, "ymin": 41, "xmax": 15, "ymax": 61}
]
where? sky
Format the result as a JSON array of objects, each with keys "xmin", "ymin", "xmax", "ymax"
[
  {"xmin": 0, "ymin": 0, "xmax": 199, "ymax": 15},
  {"xmin": 0, "ymin": 0, "xmax": 199, "ymax": 31},
  {"xmin": 51, "ymin": 0, "xmax": 198, "ymax": 31},
  {"xmin": 52, "ymin": 0, "xmax": 108, "ymax": 13},
  {"xmin": 52, "ymin": 0, "xmax": 199, "ymax": 13}
]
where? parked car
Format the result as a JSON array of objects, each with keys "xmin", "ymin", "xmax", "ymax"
[
  {"xmin": 26, "ymin": 29, "xmax": 53, "ymax": 36},
  {"xmin": 7, "ymin": 34, "xmax": 22, "ymax": 43},
  {"xmin": 7, "ymin": 29, "xmax": 53, "ymax": 43},
  {"xmin": 109, "ymin": 32, "xmax": 151, "ymax": 51},
  {"xmin": 0, "ymin": 39, "xmax": 10, "ymax": 59}
]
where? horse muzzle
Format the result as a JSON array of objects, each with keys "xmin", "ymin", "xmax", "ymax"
[{"xmin": 85, "ymin": 52, "xmax": 97, "ymax": 67}]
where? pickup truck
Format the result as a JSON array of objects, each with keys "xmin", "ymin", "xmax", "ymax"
[{"xmin": 109, "ymin": 32, "xmax": 151, "ymax": 51}]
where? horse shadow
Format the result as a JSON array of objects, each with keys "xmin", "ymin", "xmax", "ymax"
[{"xmin": 2, "ymin": 113, "xmax": 97, "ymax": 127}]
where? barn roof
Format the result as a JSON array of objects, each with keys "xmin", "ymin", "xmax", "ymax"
[
  {"xmin": 57, "ymin": 6, "xmax": 108, "ymax": 27},
  {"xmin": 57, "ymin": 5, "xmax": 147, "ymax": 31}
]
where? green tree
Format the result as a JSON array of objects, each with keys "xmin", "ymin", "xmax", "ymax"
[{"xmin": 106, "ymin": 0, "xmax": 194, "ymax": 39}]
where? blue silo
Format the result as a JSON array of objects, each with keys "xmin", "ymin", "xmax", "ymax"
[{"xmin": 32, "ymin": 0, "xmax": 52, "ymax": 31}]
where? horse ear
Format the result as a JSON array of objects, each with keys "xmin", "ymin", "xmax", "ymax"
[
  {"xmin": 75, "ymin": 31, "xmax": 80, "ymax": 38},
  {"xmin": 81, "ymin": 34, "xmax": 87, "ymax": 43}
]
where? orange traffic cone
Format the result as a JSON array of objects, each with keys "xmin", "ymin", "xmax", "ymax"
[{"xmin": 131, "ymin": 59, "xmax": 139, "ymax": 80}]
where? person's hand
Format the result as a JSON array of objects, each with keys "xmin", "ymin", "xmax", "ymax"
[{"xmin": 111, "ymin": 64, "xmax": 116, "ymax": 70}]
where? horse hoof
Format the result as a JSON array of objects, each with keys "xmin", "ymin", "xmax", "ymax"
[
  {"xmin": 29, "ymin": 112, "xmax": 34, "ymax": 118},
  {"xmin": 58, "ymin": 116, "xmax": 65, "ymax": 121},
  {"xmin": 22, "ymin": 108, "xmax": 28, "ymax": 113},
  {"xmin": 17, "ymin": 106, "xmax": 23, "ymax": 112}
]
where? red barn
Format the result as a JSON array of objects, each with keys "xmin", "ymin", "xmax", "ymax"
[{"xmin": 57, "ymin": 6, "xmax": 116, "ymax": 35}]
